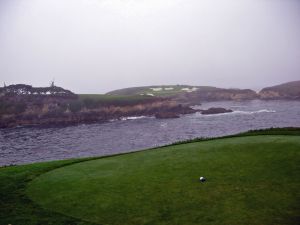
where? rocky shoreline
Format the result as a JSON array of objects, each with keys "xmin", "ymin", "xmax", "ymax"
[
  {"xmin": 200, "ymin": 107, "xmax": 233, "ymax": 115},
  {"xmin": 1, "ymin": 80, "xmax": 299, "ymax": 128},
  {"xmin": 0, "ymin": 102, "xmax": 198, "ymax": 129},
  {"xmin": 0, "ymin": 85, "xmax": 200, "ymax": 128}
]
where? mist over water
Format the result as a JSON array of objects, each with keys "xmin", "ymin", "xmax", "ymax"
[{"xmin": 1, "ymin": 100, "xmax": 300, "ymax": 166}]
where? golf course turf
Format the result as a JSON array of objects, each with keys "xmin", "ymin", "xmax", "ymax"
[{"xmin": 1, "ymin": 128, "xmax": 300, "ymax": 225}]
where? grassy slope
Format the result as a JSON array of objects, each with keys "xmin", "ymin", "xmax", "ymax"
[
  {"xmin": 106, "ymin": 85, "xmax": 192, "ymax": 96},
  {"xmin": 79, "ymin": 94, "xmax": 153, "ymax": 102},
  {"xmin": 105, "ymin": 85, "xmax": 217, "ymax": 97},
  {"xmin": 26, "ymin": 135, "xmax": 300, "ymax": 225},
  {"xmin": 78, "ymin": 94, "xmax": 155, "ymax": 107},
  {"xmin": 0, "ymin": 128, "xmax": 299, "ymax": 225}
]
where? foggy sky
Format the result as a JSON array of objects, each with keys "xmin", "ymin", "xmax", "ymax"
[{"xmin": 0, "ymin": 0, "xmax": 299, "ymax": 93}]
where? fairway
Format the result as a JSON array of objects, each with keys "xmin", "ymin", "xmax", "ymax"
[{"xmin": 26, "ymin": 135, "xmax": 300, "ymax": 225}]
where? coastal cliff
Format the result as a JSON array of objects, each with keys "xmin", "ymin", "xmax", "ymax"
[
  {"xmin": 259, "ymin": 81, "xmax": 300, "ymax": 100},
  {"xmin": 174, "ymin": 87, "xmax": 258, "ymax": 104},
  {"xmin": 0, "ymin": 84, "xmax": 197, "ymax": 128}
]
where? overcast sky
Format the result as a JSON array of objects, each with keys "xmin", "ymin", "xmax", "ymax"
[{"xmin": 0, "ymin": 0, "xmax": 299, "ymax": 93}]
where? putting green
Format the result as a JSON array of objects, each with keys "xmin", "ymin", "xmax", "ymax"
[{"xmin": 27, "ymin": 135, "xmax": 300, "ymax": 225}]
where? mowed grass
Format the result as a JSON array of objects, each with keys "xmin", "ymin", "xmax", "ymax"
[
  {"xmin": 0, "ymin": 158, "xmax": 96, "ymax": 225},
  {"xmin": 78, "ymin": 94, "xmax": 153, "ymax": 102},
  {"xmin": 26, "ymin": 135, "xmax": 300, "ymax": 225},
  {"xmin": 105, "ymin": 85, "xmax": 208, "ymax": 97}
]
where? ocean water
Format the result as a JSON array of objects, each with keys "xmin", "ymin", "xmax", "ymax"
[{"xmin": 1, "ymin": 100, "xmax": 300, "ymax": 166}]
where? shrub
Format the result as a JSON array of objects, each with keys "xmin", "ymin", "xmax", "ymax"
[
  {"xmin": 69, "ymin": 100, "xmax": 83, "ymax": 113},
  {"xmin": 83, "ymin": 98, "xmax": 98, "ymax": 109},
  {"xmin": 14, "ymin": 103, "xmax": 27, "ymax": 114}
]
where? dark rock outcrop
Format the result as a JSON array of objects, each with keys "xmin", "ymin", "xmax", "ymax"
[
  {"xmin": 155, "ymin": 103, "xmax": 198, "ymax": 119},
  {"xmin": 200, "ymin": 107, "xmax": 233, "ymax": 115}
]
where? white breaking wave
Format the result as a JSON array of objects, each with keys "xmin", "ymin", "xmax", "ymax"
[
  {"xmin": 232, "ymin": 109, "xmax": 276, "ymax": 115},
  {"xmin": 109, "ymin": 116, "xmax": 151, "ymax": 122},
  {"xmin": 121, "ymin": 116, "xmax": 153, "ymax": 121}
]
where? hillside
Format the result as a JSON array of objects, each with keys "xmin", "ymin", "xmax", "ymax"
[
  {"xmin": 107, "ymin": 85, "xmax": 259, "ymax": 103},
  {"xmin": 175, "ymin": 87, "xmax": 258, "ymax": 104},
  {"xmin": 259, "ymin": 80, "xmax": 300, "ymax": 100},
  {"xmin": 107, "ymin": 81, "xmax": 300, "ymax": 102}
]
